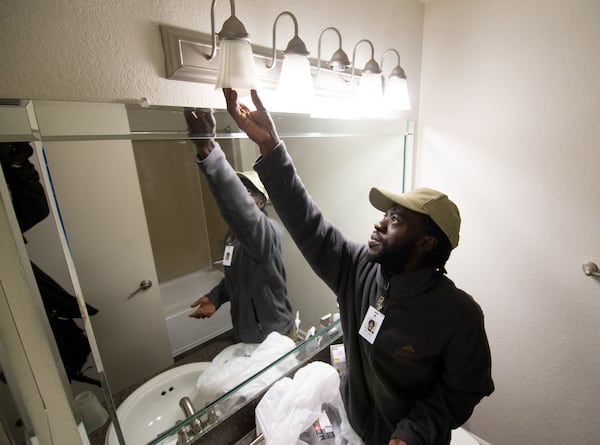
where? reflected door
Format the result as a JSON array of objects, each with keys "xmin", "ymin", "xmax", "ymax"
[{"xmin": 43, "ymin": 139, "xmax": 173, "ymax": 393}]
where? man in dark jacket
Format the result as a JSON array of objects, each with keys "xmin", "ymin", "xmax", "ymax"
[
  {"xmin": 185, "ymin": 109, "xmax": 295, "ymax": 343},
  {"xmin": 222, "ymin": 89, "xmax": 494, "ymax": 445}
]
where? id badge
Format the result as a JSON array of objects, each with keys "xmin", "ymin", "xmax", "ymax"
[
  {"xmin": 359, "ymin": 306, "xmax": 384, "ymax": 344},
  {"xmin": 222, "ymin": 245, "xmax": 234, "ymax": 266}
]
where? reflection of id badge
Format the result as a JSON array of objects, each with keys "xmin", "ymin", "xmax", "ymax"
[
  {"xmin": 359, "ymin": 306, "xmax": 384, "ymax": 344},
  {"xmin": 222, "ymin": 245, "xmax": 234, "ymax": 266}
]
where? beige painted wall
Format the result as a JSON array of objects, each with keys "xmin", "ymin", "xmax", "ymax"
[{"xmin": 418, "ymin": 0, "xmax": 600, "ymax": 443}]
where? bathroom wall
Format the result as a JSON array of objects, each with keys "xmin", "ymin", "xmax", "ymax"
[{"xmin": 418, "ymin": 0, "xmax": 600, "ymax": 443}]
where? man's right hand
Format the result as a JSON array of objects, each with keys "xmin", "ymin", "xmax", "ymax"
[
  {"xmin": 189, "ymin": 295, "xmax": 216, "ymax": 319},
  {"xmin": 223, "ymin": 89, "xmax": 280, "ymax": 156}
]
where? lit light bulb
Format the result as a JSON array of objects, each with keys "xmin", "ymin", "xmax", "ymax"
[
  {"xmin": 277, "ymin": 54, "xmax": 315, "ymax": 113},
  {"xmin": 215, "ymin": 39, "xmax": 257, "ymax": 97}
]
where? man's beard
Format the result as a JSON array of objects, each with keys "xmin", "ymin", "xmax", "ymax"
[{"xmin": 366, "ymin": 238, "xmax": 417, "ymax": 270}]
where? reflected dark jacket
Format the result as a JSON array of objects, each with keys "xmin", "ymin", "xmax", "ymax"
[
  {"xmin": 255, "ymin": 143, "xmax": 494, "ymax": 445},
  {"xmin": 1, "ymin": 142, "xmax": 99, "ymax": 384},
  {"xmin": 197, "ymin": 146, "xmax": 294, "ymax": 343}
]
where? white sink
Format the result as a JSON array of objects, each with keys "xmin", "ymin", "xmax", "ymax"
[{"xmin": 105, "ymin": 362, "xmax": 211, "ymax": 445}]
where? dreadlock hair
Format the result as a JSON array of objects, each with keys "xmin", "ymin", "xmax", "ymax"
[{"xmin": 419, "ymin": 214, "xmax": 453, "ymax": 271}]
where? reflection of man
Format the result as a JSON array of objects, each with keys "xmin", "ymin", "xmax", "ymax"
[
  {"xmin": 222, "ymin": 89, "xmax": 494, "ymax": 445},
  {"xmin": 185, "ymin": 109, "xmax": 295, "ymax": 343}
]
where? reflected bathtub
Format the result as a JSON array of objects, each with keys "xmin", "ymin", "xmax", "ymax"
[{"xmin": 160, "ymin": 268, "xmax": 232, "ymax": 356}]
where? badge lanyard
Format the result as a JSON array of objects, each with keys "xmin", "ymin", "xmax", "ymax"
[
  {"xmin": 222, "ymin": 244, "xmax": 234, "ymax": 266},
  {"xmin": 359, "ymin": 306, "xmax": 384, "ymax": 344},
  {"xmin": 359, "ymin": 280, "xmax": 389, "ymax": 344}
]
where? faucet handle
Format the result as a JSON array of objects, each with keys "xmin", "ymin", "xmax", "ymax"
[
  {"xmin": 175, "ymin": 421, "xmax": 190, "ymax": 445},
  {"xmin": 207, "ymin": 408, "xmax": 219, "ymax": 424}
]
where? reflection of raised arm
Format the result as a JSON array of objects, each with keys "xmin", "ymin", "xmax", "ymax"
[
  {"xmin": 184, "ymin": 108, "xmax": 217, "ymax": 159},
  {"xmin": 185, "ymin": 106, "xmax": 278, "ymax": 261}
]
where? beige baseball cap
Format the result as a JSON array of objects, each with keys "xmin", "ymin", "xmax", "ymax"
[
  {"xmin": 236, "ymin": 170, "xmax": 268, "ymax": 201},
  {"xmin": 369, "ymin": 187, "xmax": 461, "ymax": 248}
]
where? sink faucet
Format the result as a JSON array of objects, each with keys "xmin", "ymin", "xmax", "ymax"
[{"xmin": 179, "ymin": 397, "xmax": 204, "ymax": 434}]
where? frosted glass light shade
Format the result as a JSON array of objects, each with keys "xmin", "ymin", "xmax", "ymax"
[
  {"xmin": 384, "ymin": 76, "xmax": 411, "ymax": 111},
  {"xmin": 215, "ymin": 39, "xmax": 257, "ymax": 92},
  {"xmin": 277, "ymin": 54, "xmax": 315, "ymax": 113},
  {"xmin": 355, "ymin": 72, "xmax": 383, "ymax": 118}
]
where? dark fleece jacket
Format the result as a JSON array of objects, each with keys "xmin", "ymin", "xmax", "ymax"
[{"xmin": 197, "ymin": 146, "xmax": 294, "ymax": 343}]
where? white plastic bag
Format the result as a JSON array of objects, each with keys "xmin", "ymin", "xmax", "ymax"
[
  {"xmin": 196, "ymin": 332, "xmax": 298, "ymax": 406},
  {"xmin": 255, "ymin": 361, "xmax": 364, "ymax": 445}
]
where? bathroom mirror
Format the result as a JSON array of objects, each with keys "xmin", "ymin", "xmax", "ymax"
[{"xmin": 0, "ymin": 98, "xmax": 412, "ymax": 444}]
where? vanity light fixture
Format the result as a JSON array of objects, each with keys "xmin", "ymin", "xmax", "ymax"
[
  {"xmin": 351, "ymin": 39, "xmax": 384, "ymax": 118},
  {"xmin": 266, "ymin": 11, "xmax": 314, "ymax": 112},
  {"xmin": 316, "ymin": 27, "xmax": 351, "ymax": 75},
  {"xmin": 209, "ymin": 0, "xmax": 257, "ymax": 93},
  {"xmin": 381, "ymin": 48, "xmax": 411, "ymax": 112},
  {"xmin": 159, "ymin": 13, "xmax": 412, "ymax": 115}
]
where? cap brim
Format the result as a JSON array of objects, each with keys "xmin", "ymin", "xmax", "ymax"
[
  {"xmin": 237, "ymin": 171, "xmax": 268, "ymax": 201},
  {"xmin": 369, "ymin": 187, "xmax": 427, "ymax": 215}
]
